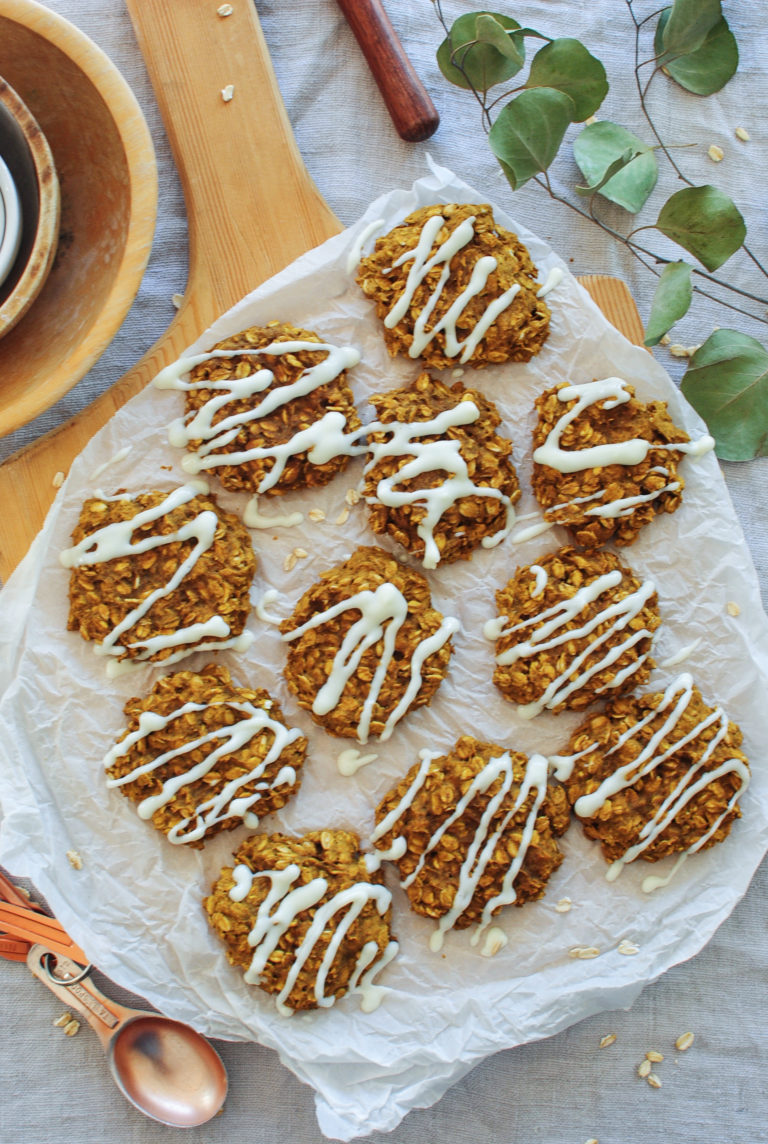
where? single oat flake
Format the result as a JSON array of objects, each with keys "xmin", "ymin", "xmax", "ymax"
[
  {"xmin": 646, "ymin": 1073, "xmax": 663, "ymax": 1089},
  {"xmin": 599, "ymin": 1033, "xmax": 617, "ymax": 1049},
  {"xmin": 708, "ymin": 144, "xmax": 724, "ymax": 162},
  {"xmin": 675, "ymin": 1031, "xmax": 695, "ymax": 1051},
  {"xmin": 217, "ymin": 4, "xmax": 234, "ymax": 16},
  {"xmin": 637, "ymin": 1058, "xmax": 652, "ymax": 1078},
  {"xmin": 617, "ymin": 938, "xmax": 639, "ymax": 955},
  {"xmin": 735, "ymin": 126, "xmax": 750, "ymax": 141},
  {"xmin": 568, "ymin": 945, "xmax": 600, "ymax": 959},
  {"xmin": 727, "ymin": 601, "xmax": 741, "ymax": 617},
  {"xmin": 221, "ymin": 84, "xmax": 235, "ymax": 103},
  {"xmin": 645, "ymin": 1050, "xmax": 664, "ymax": 1063},
  {"xmin": 66, "ymin": 850, "xmax": 83, "ymax": 870},
  {"xmin": 53, "ymin": 1011, "xmax": 73, "ymax": 1028}
]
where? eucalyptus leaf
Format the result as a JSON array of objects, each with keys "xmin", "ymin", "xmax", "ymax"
[
  {"xmin": 475, "ymin": 13, "xmax": 525, "ymax": 68},
  {"xmin": 525, "ymin": 38, "xmax": 608, "ymax": 121},
  {"xmin": 573, "ymin": 122, "xmax": 658, "ymax": 213},
  {"xmin": 681, "ymin": 329, "xmax": 768, "ymax": 460},
  {"xmin": 574, "ymin": 149, "xmax": 637, "ymax": 197},
  {"xmin": 656, "ymin": 186, "xmax": 746, "ymax": 272},
  {"xmin": 660, "ymin": 0, "xmax": 722, "ymax": 57},
  {"xmin": 644, "ymin": 261, "xmax": 693, "ymax": 346},
  {"xmin": 655, "ymin": 10, "xmax": 738, "ymax": 95},
  {"xmin": 437, "ymin": 12, "xmax": 525, "ymax": 92},
  {"xmin": 488, "ymin": 87, "xmax": 575, "ymax": 188}
]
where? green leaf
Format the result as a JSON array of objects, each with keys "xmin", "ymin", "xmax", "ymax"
[
  {"xmin": 525, "ymin": 38, "xmax": 608, "ymax": 121},
  {"xmin": 575, "ymin": 148, "xmax": 638, "ymax": 197},
  {"xmin": 660, "ymin": 0, "xmax": 722, "ymax": 57},
  {"xmin": 655, "ymin": 10, "xmax": 738, "ymax": 95},
  {"xmin": 655, "ymin": 185, "xmax": 746, "ymax": 271},
  {"xmin": 573, "ymin": 122, "xmax": 658, "ymax": 213},
  {"xmin": 437, "ymin": 12, "xmax": 525, "ymax": 92},
  {"xmin": 680, "ymin": 329, "xmax": 768, "ymax": 460},
  {"xmin": 475, "ymin": 13, "xmax": 525, "ymax": 68},
  {"xmin": 488, "ymin": 87, "xmax": 575, "ymax": 189},
  {"xmin": 644, "ymin": 262, "xmax": 693, "ymax": 346}
]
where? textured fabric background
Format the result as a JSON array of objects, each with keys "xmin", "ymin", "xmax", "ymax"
[{"xmin": 1, "ymin": 2, "xmax": 766, "ymax": 1141}]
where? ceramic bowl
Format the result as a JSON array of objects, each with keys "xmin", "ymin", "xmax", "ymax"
[{"xmin": 0, "ymin": 0, "xmax": 158, "ymax": 436}]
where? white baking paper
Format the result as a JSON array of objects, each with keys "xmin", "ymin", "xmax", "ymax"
[{"xmin": 1, "ymin": 161, "xmax": 767, "ymax": 1140}]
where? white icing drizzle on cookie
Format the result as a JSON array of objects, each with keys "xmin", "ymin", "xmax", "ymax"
[
  {"xmin": 281, "ymin": 582, "xmax": 459, "ymax": 743},
  {"xmin": 347, "ymin": 217, "xmax": 386, "ymax": 274},
  {"xmin": 490, "ymin": 568, "xmax": 657, "ymax": 719},
  {"xmin": 228, "ymin": 861, "xmax": 395, "ymax": 1013},
  {"xmin": 382, "ymin": 212, "xmax": 527, "ymax": 363},
  {"xmin": 364, "ymin": 400, "xmax": 517, "ymax": 569},
  {"xmin": 533, "ymin": 378, "xmax": 715, "ymax": 476},
  {"xmin": 59, "ymin": 485, "xmax": 253, "ymax": 673},
  {"xmin": 554, "ymin": 673, "xmax": 749, "ymax": 891},
  {"xmin": 529, "ymin": 564, "xmax": 548, "ymax": 598},
  {"xmin": 154, "ymin": 340, "xmax": 363, "ymax": 490},
  {"xmin": 536, "ymin": 266, "xmax": 563, "ymax": 298},
  {"xmin": 105, "ymin": 699, "xmax": 303, "ymax": 844},
  {"xmin": 370, "ymin": 747, "xmax": 550, "ymax": 951}
]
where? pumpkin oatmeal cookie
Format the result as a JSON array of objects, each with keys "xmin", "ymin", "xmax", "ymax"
[
  {"xmin": 154, "ymin": 321, "xmax": 362, "ymax": 494},
  {"xmin": 531, "ymin": 377, "xmax": 714, "ymax": 548},
  {"xmin": 104, "ymin": 663, "xmax": 307, "ymax": 847},
  {"xmin": 61, "ymin": 485, "xmax": 256, "ymax": 672},
  {"xmin": 488, "ymin": 546, "xmax": 660, "ymax": 718},
  {"xmin": 356, "ymin": 203, "xmax": 550, "ymax": 369},
  {"xmin": 280, "ymin": 545, "xmax": 458, "ymax": 743},
  {"xmin": 204, "ymin": 829, "xmax": 397, "ymax": 1013},
  {"xmin": 362, "ymin": 371, "xmax": 520, "ymax": 568},
  {"xmin": 370, "ymin": 735, "xmax": 569, "ymax": 950},
  {"xmin": 552, "ymin": 673, "xmax": 750, "ymax": 879}
]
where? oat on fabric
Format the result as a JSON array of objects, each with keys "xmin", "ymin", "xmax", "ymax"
[
  {"xmin": 371, "ymin": 735, "xmax": 569, "ymax": 948},
  {"xmin": 104, "ymin": 663, "xmax": 307, "ymax": 847},
  {"xmin": 362, "ymin": 371, "xmax": 521, "ymax": 568},
  {"xmin": 280, "ymin": 545, "xmax": 458, "ymax": 742},
  {"xmin": 61, "ymin": 486, "xmax": 256, "ymax": 671},
  {"xmin": 552, "ymin": 673, "xmax": 750, "ymax": 876},
  {"xmin": 204, "ymin": 829, "xmax": 396, "ymax": 1012},
  {"xmin": 489, "ymin": 546, "xmax": 661, "ymax": 718},
  {"xmin": 156, "ymin": 322, "xmax": 362, "ymax": 495},
  {"xmin": 356, "ymin": 203, "xmax": 550, "ymax": 369},
  {"xmin": 531, "ymin": 378, "xmax": 713, "ymax": 548}
]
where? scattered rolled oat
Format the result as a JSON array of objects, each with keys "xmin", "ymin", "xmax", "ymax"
[
  {"xmin": 221, "ymin": 84, "xmax": 235, "ymax": 102},
  {"xmin": 345, "ymin": 488, "xmax": 361, "ymax": 506},
  {"xmin": 171, "ymin": 292, "xmax": 184, "ymax": 309},
  {"xmin": 283, "ymin": 551, "xmax": 298, "ymax": 572},
  {"xmin": 555, "ymin": 897, "xmax": 573, "ymax": 913},
  {"xmin": 292, "ymin": 547, "xmax": 309, "ymax": 561},
  {"xmin": 617, "ymin": 939, "xmax": 639, "ymax": 956},
  {"xmin": 585, "ymin": 1138, "xmax": 599, "ymax": 1144},
  {"xmin": 735, "ymin": 126, "xmax": 750, "ymax": 141},
  {"xmin": 599, "ymin": 1033, "xmax": 617, "ymax": 1049},
  {"xmin": 64, "ymin": 1019, "xmax": 81, "ymax": 1037},
  {"xmin": 726, "ymin": 601, "xmax": 741, "ymax": 616},
  {"xmin": 52, "ymin": 471, "xmax": 65, "ymax": 489},
  {"xmin": 217, "ymin": 2, "xmax": 234, "ymax": 14},
  {"xmin": 569, "ymin": 945, "xmax": 600, "ymax": 959},
  {"xmin": 707, "ymin": 144, "xmax": 724, "ymax": 162},
  {"xmin": 53, "ymin": 1012, "xmax": 73, "ymax": 1028},
  {"xmin": 307, "ymin": 508, "xmax": 326, "ymax": 523},
  {"xmin": 668, "ymin": 343, "xmax": 693, "ymax": 358},
  {"xmin": 659, "ymin": 333, "xmax": 671, "ymax": 346},
  {"xmin": 335, "ymin": 505, "xmax": 351, "ymax": 525},
  {"xmin": 66, "ymin": 850, "xmax": 83, "ymax": 870},
  {"xmin": 675, "ymin": 1031, "xmax": 695, "ymax": 1051},
  {"xmin": 585, "ymin": 115, "xmax": 598, "ymax": 125},
  {"xmin": 637, "ymin": 1058, "xmax": 652, "ymax": 1078},
  {"xmin": 646, "ymin": 1050, "xmax": 664, "ymax": 1063},
  {"xmin": 647, "ymin": 1073, "xmax": 662, "ymax": 1089}
]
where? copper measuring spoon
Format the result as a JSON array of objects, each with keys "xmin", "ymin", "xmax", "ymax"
[{"xmin": 26, "ymin": 943, "xmax": 227, "ymax": 1127}]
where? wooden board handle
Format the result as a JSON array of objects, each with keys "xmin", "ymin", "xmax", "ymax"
[{"xmin": 336, "ymin": 0, "xmax": 439, "ymax": 141}]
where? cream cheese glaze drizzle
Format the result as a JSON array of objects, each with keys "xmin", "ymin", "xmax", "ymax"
[
  {"xmin": 533, "ymin": 377, "xmax": 715, "ymax": 476},
  {"xmin": 364, "ymin": 400, "xmax": 517, "ymax": 568},
  {"xmin": 551, "ymin": 673, "xmax": 750, "ymax": 892},
  {"xmin": 382, "ymin": 212, "xmax": 526, "ymax": 363},
  {"xmin": 105, "ymin": 700, "xmax": 302, "ymax": 844},
  {"xmin": 485, "ymin": 569, "xmax": 657, "ymax": 719},
  {"xmin": 282, "ymin": 583, "xmax": 459, "ymax": 743},
  {"xmin": 370, "ymin": 747, "xmax": 550, "ymax": 951},
  {"xmin": 154, "ymin": 340, "xmax": 363, "ymax": 490},
  {"xmin": 227, "ymin": 862, "xmax": 397, "ymax": 1014},
  {"xmin": 59, "ymin": 485, "xmax": 253, "ymax": 674}
]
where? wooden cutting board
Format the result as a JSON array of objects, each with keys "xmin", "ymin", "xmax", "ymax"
[{"xmin": 0, "ymin": 0, "xmax": 644, "ymax": 582}]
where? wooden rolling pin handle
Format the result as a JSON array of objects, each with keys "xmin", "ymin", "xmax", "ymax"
[{"xmin": 336, "ymin": 0, "xmax": 439, "ymax": 142}]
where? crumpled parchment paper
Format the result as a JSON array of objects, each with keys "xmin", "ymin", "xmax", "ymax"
[{"xmin": 1, "ymin": 161, "xmax": 767, "ymax": 1140}]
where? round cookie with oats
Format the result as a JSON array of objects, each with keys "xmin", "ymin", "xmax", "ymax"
[
  {"xmin": 531, "ymin": 377, "xmax": 714, "ymax": 548},
  {"xmin": 280, "ymin": 545, "xmax": 459, "ymax": 743},
  {"xmin": 153, "ymin": 321, "xmax": 362, "ymax": 496},
  {"xmin": 362, "ymin": 371, "xmax": 521, "ymax": 569},
  {"xmin": 369, "ymin": 735, "xmax": 570, "ymax": 952},
  {"xmin": 551, "ymin": 673, "xmax": 750, "ymax": 891},
  {"xmin": 204, "ymin": 828, "xmax": 397, "ymax": 1014},
  {"xmin": 104, "ymin": 663, "xmax": 307, "ymax": 847},
  {"xmin": 356, "ymin": 202, "xmax": 552, "ymax": 369},
  {"xmin": 487, "ymin": 546, "xmax": 661, "ymax": 719}
]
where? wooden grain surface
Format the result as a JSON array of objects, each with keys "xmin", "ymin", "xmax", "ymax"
[{"xmin": 0, "ymin": 1, "xmax": 646, "ymax": 582}]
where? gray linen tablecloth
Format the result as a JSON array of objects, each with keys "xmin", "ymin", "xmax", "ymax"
[{"xmin": 1, "ymin": 2, "xmax": 766, "ymax": 1141}]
